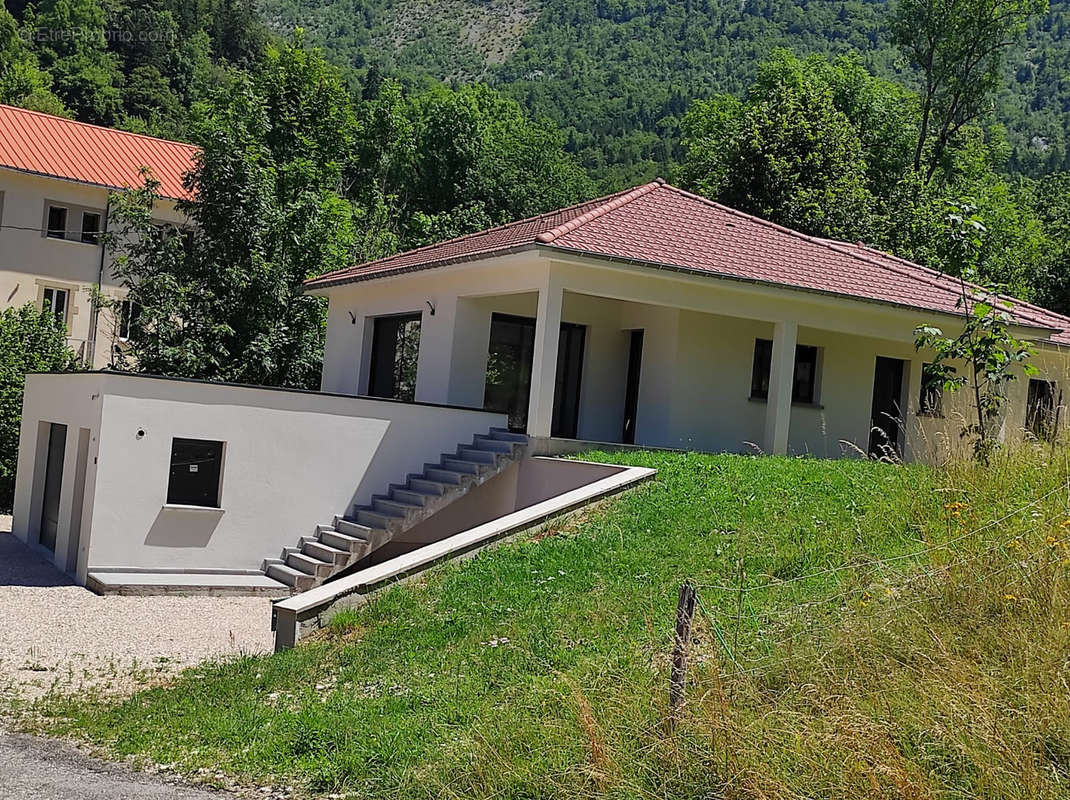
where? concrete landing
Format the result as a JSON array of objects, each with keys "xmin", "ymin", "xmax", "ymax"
[{"xmin": 87, "ymin": 572, "xmax": 289, "ymax": 597}]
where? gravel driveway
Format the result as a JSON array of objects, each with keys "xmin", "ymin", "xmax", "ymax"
[{"xmin": 0, "ymin": 516, "xmax": 274, "ymax": 703}]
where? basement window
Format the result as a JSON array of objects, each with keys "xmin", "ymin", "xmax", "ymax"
[
  {"xmin": 750, "ymin": 338, "xmax": 820, "ymax": 404},
  {"xmin": 166, "ymin": 438, "xmax": 224, "ymax": 508}
]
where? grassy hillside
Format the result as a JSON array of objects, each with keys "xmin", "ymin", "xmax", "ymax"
[
  {"xmin": 34, "ymin": 448, "xmax": 1070, "ymax": 798},
  {"xmin": 256, "ymin": 0, "xmax": 1070, "ymax": 188}
]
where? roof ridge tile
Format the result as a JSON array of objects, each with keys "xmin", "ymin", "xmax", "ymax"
[{"xmin": 535, "ymin": 180, "xmax": 664, "ymax": 244}]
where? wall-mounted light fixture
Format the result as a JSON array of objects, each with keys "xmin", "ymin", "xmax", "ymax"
[
  {"xmin": 426, "ymin": 300, "xmax": 436, "ymax": 316},
  {"xmin": 348, "ymin": 310, "xmax": 357, "ymax": 324}
]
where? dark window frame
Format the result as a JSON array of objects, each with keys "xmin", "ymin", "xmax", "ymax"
[
  {"xmin": 918, "ymin": 362, "xmax": 944, "ymax": 417},
  {"xmin": 367, "ymin": 312, "xmax": 422, "ymax": 402},
  {"xmin": 1026, "ymin": 378, "xmax": 1059, "ymax": 441},
  {"xmin": 116, "ymin": 299, "xmax": 134, "ymax": 341},
  {"xmin": 166, "ymin": 437, "xmax": 225, "ymax": 508},
  {"xmin": 80, "ymin": 211, "xmax": 101, "ymax": 244},
  {"xmin": 750, "ymin": 338, "xmax": 820, "ymax": 404},
  {"xmin": 46, "ymin": 205, "xmax": 68, "ymax": 239}
]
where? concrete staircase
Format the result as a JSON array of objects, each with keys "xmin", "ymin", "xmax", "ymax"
[{"xmin": 262, "ymin": 427, "xmax": 529, "ymax": 591}]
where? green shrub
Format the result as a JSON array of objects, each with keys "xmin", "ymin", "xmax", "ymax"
[{"xmin": 0, "ymin": 304, "xmax": 82, "ymax": 510}]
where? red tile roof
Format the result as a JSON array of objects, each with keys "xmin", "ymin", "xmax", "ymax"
[
  {"xmin": 0, "ymin": 104, "xmax": 198, "ymax": 201},
  {"xmin": 305, "ymin": 179, "xmax": 1070, "ymax": 344}
]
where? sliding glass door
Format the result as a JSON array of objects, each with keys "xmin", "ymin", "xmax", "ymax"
[{"xmin": 483, "ymin": 313, "xmax": 586, "ymax": 437}]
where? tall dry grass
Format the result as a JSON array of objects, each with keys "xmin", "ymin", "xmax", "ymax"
[{"xmin": 668, "ymin": 445, "xmax": 1070, "ymax": 799}]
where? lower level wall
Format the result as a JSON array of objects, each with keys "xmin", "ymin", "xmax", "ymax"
[{"xmin": 12, "ymin": 373, "xmax": 506, "ymax": 581}]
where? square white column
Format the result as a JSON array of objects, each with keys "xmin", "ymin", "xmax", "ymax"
[
  {"xmin": 763, "ymin": 320, "xmax": 798, "ymax": 455},
  {"xmin": 526, "ymin": 277, "xmax": 564, "ymax": 438}
]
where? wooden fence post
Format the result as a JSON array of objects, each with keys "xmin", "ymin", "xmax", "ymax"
[{"xmin": 670, "ymin": 581, "xmax": 697, "ymax": 714}]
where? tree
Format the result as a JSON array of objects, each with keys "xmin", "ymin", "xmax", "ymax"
[
  {"xmin": 0, "ymin": 5, "xmax": 65, "ymax": 113},
  {"xmin": 913, "ymin": 204, "xmax": 1037, "ymax": 463},
  {"xmin": 0, "ymin": 305, "xmax": 82, "ymax": 509},
  {"xmin": 108, "ymin": 41, "xmax": 359, "ymax": 389},
  {"xmin": 891, "ymin": 0, "xmax": 1048, "ymax": 181},
  {"xmin": 1028, "ymin": 173, "xmax": 1070, "ymax": 315},
  {"xmin": 679, "ymin": 52, "xmax": 878, "ymax": 240},
  {"xmin": 30, "ymin": 0, "xmax": 123, "ymax": 123},
  {"xmin": 385, "ymin": 83, "xmax": 594, "ymax": 246}
]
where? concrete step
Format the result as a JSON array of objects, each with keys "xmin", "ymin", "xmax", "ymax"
[
  {"xmin": 286, "ymin": 551, "xmax": 333, "ymax": 577},
  {"xmin": 472, "ymin": 435, "xmax": 515, "ymax": 454},
  {"xmin": 489, "ymin": 427, "xmax": 529, "ymax": 443},
  {"xmin": 423, "ymin": 465, "xmax": 466, "ymax": 485},
  {"xmin": 440, "ymin": 457, "xmax": 485, "ymax": 476},
  {"xmin": 405, "ymin": 476, "xmax": 449, "ymax": 495},
  {"xmin": 301, "ymin": 538, "xmax": 349, "ymax": 566},
  {"xmin": 319, "ymin": 528, "xmax": 372, "ymax": 555},
  {"xmin": 373, "ymin": 497, "xmax": 423, "ymax": 517},
  {"xmin": 457, "ymin": 447, "xmax": 498, "ymax": 465},
  {"xmin": 267, "ymin": 563, "xmax": 316, "ymax": 590},
  {"xmin": 356, "ymin": 507, "xmax": 403, "ymax": 530},
  {"xmin": 390, "ymin": 486, "xmax": 433, "ymax": 506}
]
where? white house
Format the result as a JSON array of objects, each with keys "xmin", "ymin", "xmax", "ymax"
[
  {"xmin": 0, "ymin": 104, "xmax": 194, "ymax": 366},
  {"xmin": 307, "ymin": 179, "xmax": 1070, "ymax": 461},
  {"xmin": 11, "ymin": 179, "xmax": 1070, "ymax": 596}
]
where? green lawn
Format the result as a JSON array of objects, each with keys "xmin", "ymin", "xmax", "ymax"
[{"xmin": 34, "ymin": 450, "xmax": 1070, "ymax": 798}]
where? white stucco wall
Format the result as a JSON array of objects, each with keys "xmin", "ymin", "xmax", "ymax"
[
  {"xmin": 0, "ymin": 169, "xmax": 184, "ymax": 367},
  {"xmin": 12, "ymin": 373, "xmax": 506, "ymax": 580},
  {"xmin": 313, "ymin": 249, "xmax": 1070, "ymax": 462}
]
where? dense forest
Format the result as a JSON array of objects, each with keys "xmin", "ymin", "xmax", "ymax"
[
  {"xmin": 255, "ymin": 0, "xmax": 1070, "ymax": 187},
  {"xmin": 2, "ymin": 0, "xmax": 1070, "ymax": 384}
]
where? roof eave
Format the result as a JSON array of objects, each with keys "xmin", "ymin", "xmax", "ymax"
[
  {"xmin": 539, "ymin": 244, "xmax": 1060, "ymax": 337},
  {"xmin": 0, "ymin": 163, "xmax": 191, "ymax": 202},
  {"xmin": 301, "ymin": 232, "xmax": 1060, "ymax": 342},
  {"xmin": 303, "ymin": 243, "xmax": 540, "ymax": 294}
]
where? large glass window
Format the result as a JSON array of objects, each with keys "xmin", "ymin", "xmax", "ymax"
[
  {"xmin": 750, "ymin": 338, "xmax": 820, "ymax": 404},
  {"xmin": 483, "ymin": 313, "xmax": 587, "ymax": 436},
  {"xmin": 167, "ymin": 438, "xmax": 224, "ymax": 507},
  {"xmin": 367, "ymin": 313, "xmax": 422, "ymax": 402},
  {"xmin": 484, "ymin": 314, "xmax": 536, "ymax": 431}
]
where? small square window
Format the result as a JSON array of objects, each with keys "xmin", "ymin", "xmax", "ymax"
[
  {"xmin": 81, "ymin": 212, "xmax": 101, "ymax": 244},
  {"xmin": 167, "ymin": 438, "xmax": 224, "ymax": 508},
  {"xmin": 750, "ymin": 338, "xmax": 820, "ymax": 404},
  {"xmin": 46, "ymin": 206, "xmax": 68, "ymax": 239}
]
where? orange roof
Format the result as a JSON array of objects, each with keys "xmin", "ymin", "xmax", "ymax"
[{"xmin": 0, "ymin": 104, "xmax": 198, "ymax": 201}]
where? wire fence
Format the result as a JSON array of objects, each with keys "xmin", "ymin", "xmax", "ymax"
[{"xmin": 669, "ymin": 476, "xmax": 1070, "ymax": 688}]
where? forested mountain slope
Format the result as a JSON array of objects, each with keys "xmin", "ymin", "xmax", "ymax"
[{"xmin": 257, "ymin": 0, "xmax": 1070, "ymax": 188}]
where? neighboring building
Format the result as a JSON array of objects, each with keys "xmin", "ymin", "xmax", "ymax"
[
  {"xmin": 0, "ymin": 104, "xmax": 196, "ymax": 367},
  {"xmin": 11, "ymin": 179, "xmax": 1070, "ymax": 595}
]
